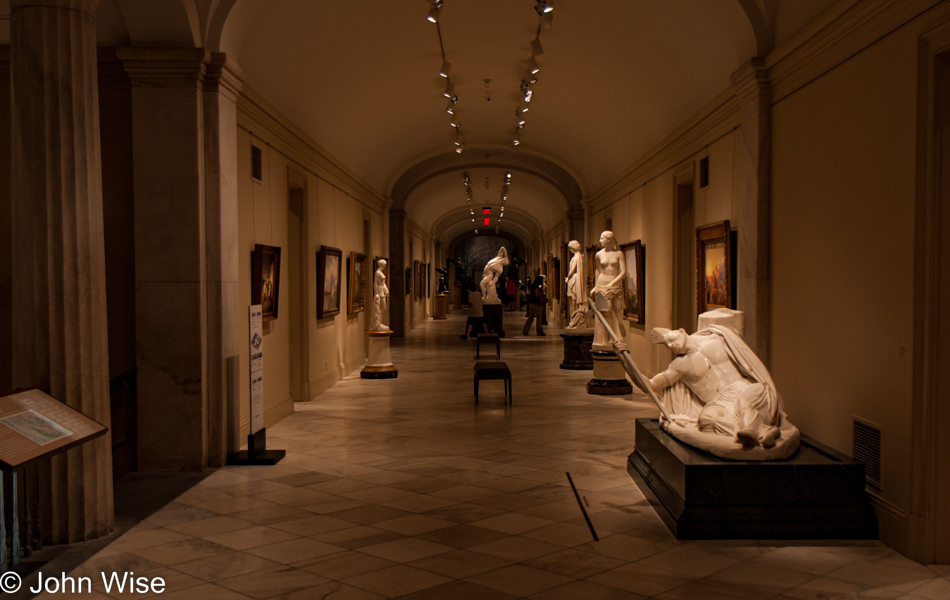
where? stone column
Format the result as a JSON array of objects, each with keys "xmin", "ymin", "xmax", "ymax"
[
  {"xmin": 389, "ymin": 210, "xmax": 407, "ymax": 337},
  {"xmin": 731, "ymin": 58, "xmax": 772, "ymax": 365},
  {"xmin": 581, "ymin": 198, "xmax": 591, "ymax": 246},
  {"xmin": 10, "ymin": 0, "xmax": 114, "ymax": 543},
  {"xmin": 567, "ymin": 209, "xmax": 585, "ymax": 247},
  {"xmin": 117, "ymin": 48, "xmax": 213, "ymax": 470},
  {"xmin": 203, "ymin": 54, "xmax": 243, "ymax": 467}
]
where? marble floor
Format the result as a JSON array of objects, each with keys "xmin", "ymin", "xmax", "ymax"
[{"xmin": 33, "ymin": 312, "xmax": 950, "ymax": 599}]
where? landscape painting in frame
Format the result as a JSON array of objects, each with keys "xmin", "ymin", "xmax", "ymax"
[
  {"xmin": 620, "ymin": 240, "xmax": 645, "ymax": 324},
  {"xmin": 251, "ymin": 244, "xmax": 281, "ymax": 321},
  {"xmin": 348, "ymin": 251, "xmax": 367, "ymax": 315},
  {"xmin": 696, "ymin": 220, "xmax": 731, "ymax": 315},
  {"xmin": 318, "ymin": 245, "xmax": 342, "ymax": 319}
]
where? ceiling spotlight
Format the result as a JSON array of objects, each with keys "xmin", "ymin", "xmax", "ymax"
[
  {"xmin": 446, "ymin": 103, "xmax": 454, "ymax": 115},
  {"xmin": 426, "ymin": 0, "xmax": 443, "ymax": 23},
  {"xmin": 529, "ymin": 57, "xmax": 540, "ymax": 75},
  {"xmin": 531, "ymin": 38, "xmax": 544, "ymax": 56},
  {"xmin": 536, "ymin": 0, "xmax": 553, "ymax": 13},
  {"xmin": 442, "ymin": 81, "xmax": 455, "ymax": 98},
  {"xmin": 517, "ymin": 120, "xmax": 525, "ymax": 129},
  {"xmin": 456, "ymin": 145, "xmax": 464, "ymax": 154},
  {"xmin": 506, "ymin": 171, "xmax": 511, "ymax": 178},
  {"xmin": 439, "ymin": 60, "xmax": 451, "ymax": 78},
  {"xmin": 524, "ymin": 90, "xmax": 533, "ymax": 102},
  {"xmin": 450, "ymin": 119, "xmax": 460, "ymax": 128},
  {"xmin": 517, "ymin": 106, "xmax": 529, "ymax": 114},
  {"xmin": 511, "ymin": 137, "xmax": 520, "ymax": 146}
]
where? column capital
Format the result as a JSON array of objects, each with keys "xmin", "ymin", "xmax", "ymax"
[
  {"xmin": 10, "ymin": 0, "xmax": 99, "ymax": 14},
  {"xmin": 382, "ymin": 197, "xmax": 393, "ymax": 211},
  {"xmin": 731, "ymin": 58, "xmax": 771, "ymax": 104},
  {"xmin": 117, "ymin": 47, "xmax": 210, "ymax": 89},
  {"xmin": 205, "ymin": 52, "xmax": 244, "ymax": 102}
]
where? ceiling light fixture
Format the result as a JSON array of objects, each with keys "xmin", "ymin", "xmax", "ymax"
[
  {"xmin": 442, "ymin": 80, "xmax": 455, "ymax": 98},
  {"xmin": 446, "ymin": 103, "xmax": 454, "ymax": 115},
  {"xmin": 439, "ymin": 60, "xmax": 451, "ymax": 78},
  {"xmin": 426, "ymin": 0, "xmax": 443, "ymax": 23},
  {"xmin": 528, "ymin": 57, "xmax": 540, "ymax": 75},
  {"xmin": 535, "ymin": 0, "xmax": 553, "ymax": 14}
]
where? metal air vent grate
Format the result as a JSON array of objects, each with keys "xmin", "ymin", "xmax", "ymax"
[
  {"xmin": 251, "ymin": 144, "xmax": 263, "ymax": 181},
  {"xmin": 853, "ymin": 417, "xmax": 882, "ymax": 488}
]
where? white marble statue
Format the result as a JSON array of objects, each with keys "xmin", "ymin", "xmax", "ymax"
[
  {"xmin": 565, "ymin": 240, "xmax": 590, "ymax": 330},
  {"xmin": 480, "ymin": 246, "xmax": 509, "ymax": 304},
  {"xmin": 589, "ymin": 231, "xmax": 626, "ymax": 348},
  {"xmin": 647, "ymin": 308, "xmax": 800, "ymax": 460},
  {"xmin": 370, "ymin": 259, "xmax": 389, "ymax": 331}
]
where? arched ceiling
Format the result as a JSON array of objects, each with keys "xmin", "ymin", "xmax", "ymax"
[{"xmin": 0, "ymin": 0, "xmax": 839, "ymax": 245}]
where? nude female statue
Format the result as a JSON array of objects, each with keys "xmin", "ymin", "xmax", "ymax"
[
  {"xmin": 565, "ymin": 240, "xmax": 588, "ymax": 329},
  {"xmin": 370, "ymin": 259, "xmax": 389, "ymax": 330},
  {"xmin": 480, "ymin": 247, "xmax": 509, "ymax": 304},
  {"xmin": 589, "ymin": 231, "xmax": 627, "ymax": 348}
]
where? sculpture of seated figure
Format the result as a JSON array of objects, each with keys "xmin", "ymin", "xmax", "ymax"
[
  {"xmin": 647, "ymin": 308, "xmax": 800, "ymax": 460},
  {"xmin": 370, "ymin": 259, "xmax": 389, "ymax": 331},
  {"xmin": 480, "ymin": 247, "xmax": 509, "ymax": 304}
]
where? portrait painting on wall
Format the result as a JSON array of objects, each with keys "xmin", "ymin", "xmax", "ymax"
[
  {"xmin": 585, "ymin": 243, "xmax": 599, "ymax": 291},
  {"xmin": 620, "ymin": 240, "xmax": 645, "ymax": 324},
  {"xmin": 317, "ymin": 245, "xmax": 342, "ymax": 319},
  {"xmin": 405, "ymin": 267, "xmax": 412, "ymax": 296},
  {"xmin": 347, "ymin": 251, "xmax": 367, "ymax": 315},
  {"xmin": 413, "ymin": 260, "xmax": 422, "ymax": 300},
  {"xmin": 251, "ymin": 244, "xmax": 281, "ymax": 322},
  {"xmin": 696, "ymin": 220, "xmax": 732, "ymax": 315}
]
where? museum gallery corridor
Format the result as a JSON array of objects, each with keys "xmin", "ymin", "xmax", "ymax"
[{"xmin": 27, "ymin": 313, "xmax": 950, "ymax": 600}]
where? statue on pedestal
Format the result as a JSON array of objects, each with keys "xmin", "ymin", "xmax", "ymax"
[
  {"xmin": 589, "ymin": 231, "xmax": 626, "ymax": 349},
  {"xmin": 370, "ymin": 259, "xmax": 389, "ymax": 331},
  {"xmin": 646, "ymin": 308, "xmax": 800, "ymax": 459},
  {"xmin": 565, "ymin": 240, "xmax": 590, "ymax": 330},
  {"xmin": 435, "ymin": 267, "xmax": 449, "ymax": 294},
  {"xmin": 480, "ymin": 246, "xmax": 509, "ymax": 304}
]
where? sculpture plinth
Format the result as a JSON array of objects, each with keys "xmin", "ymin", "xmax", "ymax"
[
  {"xmin": 483, "ymin": 303, "xmax": 505, "ymax": 337},
  {"xmin": 560, "ymin": 331, "xmax": 593, "ymax": 370},
  {"xmin": 361, "ymin": 330, "xmax": 398, "ymax": 379},
  {"xmin": 587, "ymin": 350, "xmax": 632, "ymax": 394},
  {"xmin": 628, "ymin": 418, "xmax": 877, "ymax": 540},
  {"xmin": 433, "ymin": 293, "xmax": 448, "ymax": 320}
]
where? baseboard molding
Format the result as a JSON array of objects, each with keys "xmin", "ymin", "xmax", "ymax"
[
  {"xmin": 239, "ymin": 393, "xmax": 294, "ymax": 439},
  {"xmin": 868, "ymin": 490, "xmax": 911, "ymax": 557}
]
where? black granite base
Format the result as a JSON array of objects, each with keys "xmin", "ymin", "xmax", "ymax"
[
  {"xmin": 628, "ymin": 418, "xmax": 878, "ymax": 540},
  {"xmin": 361, "ymin": 370, "xmax": 398, "ymax": 379},
  {"xmin": 483, "ymin": 303, "xmax": 505, "ymax": 337},
  {"xmin": 587, "ymin": 379, "xmax": 633, "ymax": 394},
  {"xmin": 560, "ymin": 331, "xmax": 593, "ymax": 370}
]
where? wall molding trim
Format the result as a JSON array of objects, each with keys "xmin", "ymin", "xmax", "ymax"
[{"xmin": 238, "ymin": 84, "xmax": 385, "ymax": 212}]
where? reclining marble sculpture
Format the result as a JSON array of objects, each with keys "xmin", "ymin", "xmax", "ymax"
[{"xmin": 646, "ymin": 309, "xmax": 800, "ymax": 460}]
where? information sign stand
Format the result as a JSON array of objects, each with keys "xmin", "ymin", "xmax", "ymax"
[
  {"xmin": 0, "ymin": 389, "xmax": 109, "ymax": 569},
  {"xmin": 227, "ymin": 305, "xmax": 285, "ymax": 466}
]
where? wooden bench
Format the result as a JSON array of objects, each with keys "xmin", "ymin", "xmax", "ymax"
[
  {"xmin": 473, "ymin": 361, "xmax": 511, "ymax": 405},
  {"xmin": 476, "ymin": 333, "xmax": 501, "ymax": 359}
]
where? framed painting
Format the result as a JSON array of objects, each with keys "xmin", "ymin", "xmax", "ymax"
[
  {"xmin": 585, "ymin": 243, "xmax": 599, "ymax": 291},
  {"xmin": 413, "ymin": 260, "xmax": 422, "ymax": 300},
  {"xmin": 696, "ymin": 220, "xmax": 731, "ymax": 315},
  {"xmin": 620, "ymin": 240, "xmax": 645, "ymax": 323},
  {"xmin": 405, "ymin": 267, "xmax": 412, "ymax": 296},
  {"xmin": 251, "ymin": 244, "xmax": 281, "ymax": 322},
  {"xmin": 347, "ymin": 251, "xmax": 367, "ymax": 315},
  {"xmin": 317, "ymin": 245, "xmax": 342, "ymax": 319}
]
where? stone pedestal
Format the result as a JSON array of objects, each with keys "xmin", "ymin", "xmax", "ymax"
[
  {"xmin": 628, "ymin": 418, "xmax": 878, "ymax": 539},
  {"xmin": 483, "ymin": 303, "xmax": 505, "ymax": 337},
  {"xmin": 362, "ymin": 330, "xmax": 398, "ymax": 379},
  {"xmin": 433, "ymin": 294, "xmax": 448, "ymax": 319},
  {"xmin": 587, "ymin": 350, "xmax": 632, "ymax": 394},
  {"xmin": 560, "ymin": 331, "xmax": 593, "ymax": 370}
]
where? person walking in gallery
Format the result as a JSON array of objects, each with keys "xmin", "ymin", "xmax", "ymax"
[
  {"xmin": 460, "ymin": 283, "xmax": 488, "ymax": 339},
  {"xmin": 506, "ymin": 278, "xmax": 517, "ymax": 311},
  {"xmin": 522, "ymin": 285, "xmax": 546, "ymax": 336}
]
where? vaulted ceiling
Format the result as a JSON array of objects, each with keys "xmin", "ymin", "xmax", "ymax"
[{"xmin": 1, "ymin": 0, "xmax": 838, "ymax": 245}]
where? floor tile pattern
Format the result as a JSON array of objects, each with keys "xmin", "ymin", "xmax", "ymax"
[{"xmin": 32, "ymin": 313, "xmax": 950, "ymax": 599}]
